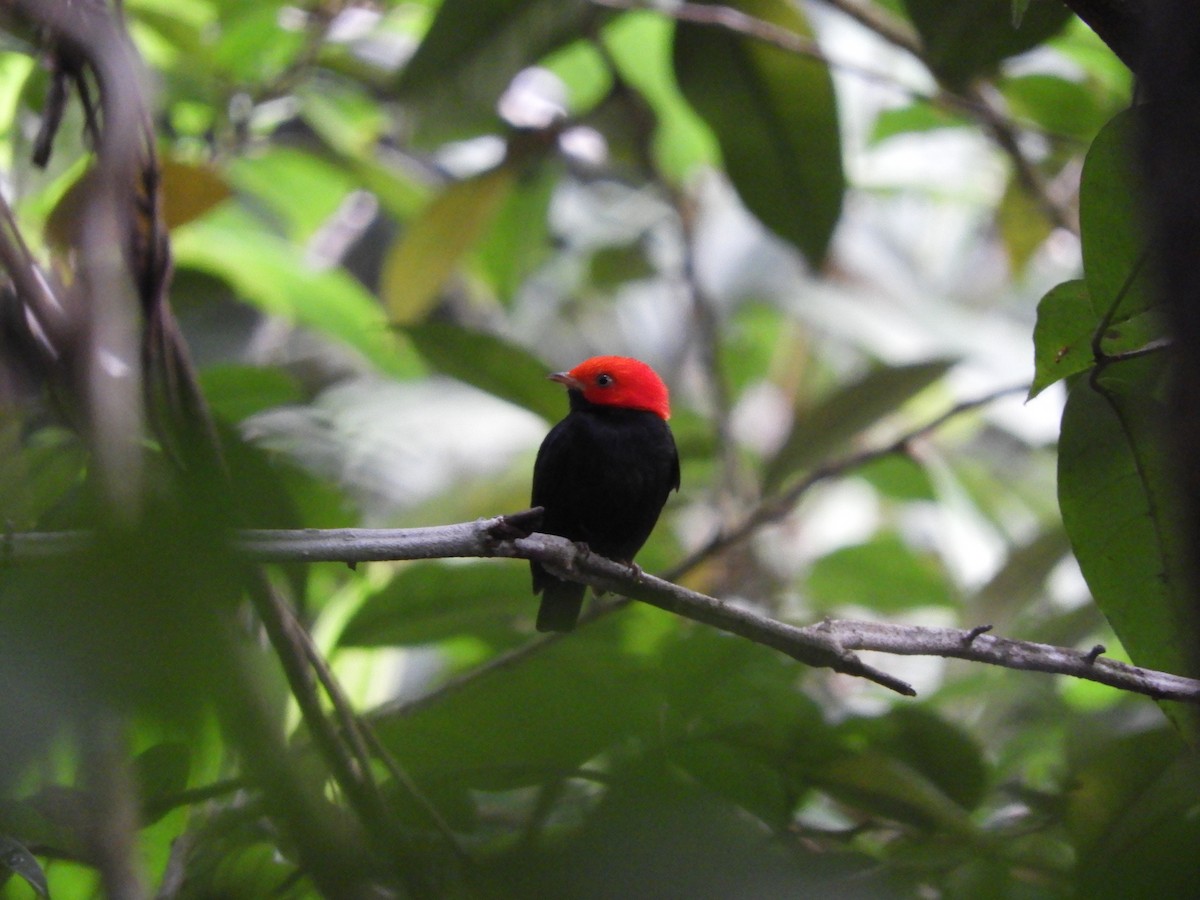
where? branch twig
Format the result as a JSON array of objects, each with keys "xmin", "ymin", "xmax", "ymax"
[{"xmin": 10, "ymin": 517, "xmax": 1200, "ymax": 704}]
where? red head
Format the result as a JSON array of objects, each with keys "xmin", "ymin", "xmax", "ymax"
[{"xmin": 549, "ymin": 356, "xmax": 671, "ymax": 420}]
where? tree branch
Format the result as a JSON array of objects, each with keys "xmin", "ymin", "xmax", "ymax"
[{"xmin": 10, "ymin": 517, "xmax": 1200, "ymax": 704}]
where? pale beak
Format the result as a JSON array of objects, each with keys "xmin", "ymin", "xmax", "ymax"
[{"xmin": 548, "ymin": 371, "xmax": 585, "ymax": 391}]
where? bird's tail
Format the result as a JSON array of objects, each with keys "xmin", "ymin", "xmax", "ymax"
[{"xmin": 536, "ymin": 578, "xmax": 586, "ymax": 632}]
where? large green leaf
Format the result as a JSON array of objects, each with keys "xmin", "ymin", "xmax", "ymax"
[
  {"xmin": 395, "ymin": 0, "xmax": 595, "ymax": 143},
  {"xmin": 1058, "ymin": 357, "xmax": 1200, "ymax": 727},
  {"xmin": 674, "ymin": 0, "xmax": 844, "ymax": 264},
  {"xmin": 372, "ymin": 614, "xmax": 661, "ymax": 790},
  {"xmin": 340, "ymin": 561, "xmax": 531, "ymax": 647},
  {"xmin": 764, "ymin": 359, "xmax": 954, "ymax": 491},
  {"xmin": 173, "ymin": 205, "xmax": 423, "ymax": 380},
  {"xmin": 1079, "ymin": 109, "xmax": 1153, "ymax": 322},
  {"xmin": 902, "ymin": 0, "xmax": 1072, "ymax": 88},
  {"xmin": 381, "ymin": 165, "xmax": 517, "ymax": 324},
  {"xmin": 404, "ymin": 321, "xmax": 564, "ymax": 422},
  {"xmin": 603, "ymin": 11, "xmax": 719, "ymax": 183},
  {"xmin": 807, "ymin": 532, "xmax": 956, "ymax": 612}
]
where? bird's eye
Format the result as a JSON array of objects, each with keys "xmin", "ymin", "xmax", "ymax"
[{"xmin": 596, "ymin": 373, "xmax": 614, "ymax": 387}]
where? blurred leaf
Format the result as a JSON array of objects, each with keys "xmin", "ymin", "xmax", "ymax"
[
  {"xmin": 765, "ymin": 359, "xmax": 954, "ymax": 491},
  {"xmin": 161, "ymin": 160, "xmax": 231, "ymax": 229},
  {"xmin": 396, "ymin": 0, "xmax": 594, "ymax": 143},
  {"xmin": 997, "ymin": 173, "xmax": 1053, "ymax": 273},
  {"xmin": 542, "ymin": 38, "xmax": 613, "ymax": 115},
  {"xmin": 604, "ymin": 12, "xmax": 719, "ymax": 182},
  {"xmin": 1068, "ymin": 728, "xmax": 1200, "ymax": 899},
  {"xmin": 0, "ymin": 835, "xmax": 47, "ymax": 898},
  {"xmin": 475, "ymin": 164, "xmax": 558, "ymax": 301},
  {"xmin": 298, "ymin": 79, "xmax": 388, "ymax": 158},
  {"xmin": 816, "ymin": 750, "xmax": 975, "ymax": 833},
  {"xmin": 373, "ymin": 614, "xmax": 661, "ymax": 790},
  {"xmin": 405, "ymin": 321, "xmax": 563, "ymax": 421},
  {"xmin": 670, "ymin": 740, "xmax": 795, "ymax": 829},
  {"xmin": 674, "ymin": 0, "xmax": 844, "ymax": 264},
  {"xmin": 173, "ymin": 205, "xmax": 423, "ymax": 379},
  {"xmin": 857, "ymin": 454, "xmax": 935, "ymax": 502},
  {"xmin": 209, "ymin": 4, "xmax": 304, "ymax": 82},
  {"xmin": 382, "ymin": 165, "xmax": 517, "ymax": 324},
  {"xmin": 1058, "ymin": 356, "xmax": 1200, "ymax": 735},
  {"xmin": 870, "ymin": 102, "xmax": 971, "ymax": 144},
  {"xmin": 0, "ymin": 425, "xmax": 85, "ymax": 529},
  {"xmin": 838, "ymin": 707, "xmax": 989, "ymax": 813},
  {"xmin": 340, "ymin": 561, "xmax": 530, "ymax": 646},
  {"xmin": 1080, "ymin": 109, "xmax": 1152, "ymax": 321},
  {"xmin": 199, "ymin": 365, "xmax": 304, "ymax": 423},
  {"xmin": 226, "ymin": 148, "xmax": 356, "ymax": 241},
  {"xmin": 136, "ymin": 742, "xmax": 191, "ymax": 825},
  {"xmin": 1002, "ymin": 73, "xmax": 1109, "ymax": 140},
  {"xmin": 902, "ymin": 0, "xmax": 1071, "ymax": 88},
  {"xmin": 807, "ymin": 532, "xmax": 956, "ymax": 611}
]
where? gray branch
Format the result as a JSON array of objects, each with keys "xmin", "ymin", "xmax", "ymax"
[{"xmin": 9, "ymin": 514, "xmax": 1200, "ymax": 704}]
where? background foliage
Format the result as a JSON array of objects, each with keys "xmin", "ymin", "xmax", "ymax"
[{"xmin": 0, "ymin": 0, "xmax": 1197, "ymax": 897}]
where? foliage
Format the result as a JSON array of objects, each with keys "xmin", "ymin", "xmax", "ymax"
[{"xmin": 0, "ymin": 0, "xmax": 1196, "ymax": 898}]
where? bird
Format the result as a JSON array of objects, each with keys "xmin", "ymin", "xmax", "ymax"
[{"xmin": 531, "ymin": 356, "xmax": 680, "ymax": 632}]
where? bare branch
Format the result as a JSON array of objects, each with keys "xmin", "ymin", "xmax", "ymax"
[{"xmin": 10, "ymin": 517, "xmax": 1200, "ymax": 704}]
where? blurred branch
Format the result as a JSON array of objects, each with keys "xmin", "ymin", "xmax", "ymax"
[{"xmin": 11, "ymin": 516, "xmax": 1200, "ymax": 703}]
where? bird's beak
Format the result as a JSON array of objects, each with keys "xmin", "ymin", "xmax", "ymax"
[{"xmin": 548, "ymin": 371, "xmax": 585, "ymax": 392}]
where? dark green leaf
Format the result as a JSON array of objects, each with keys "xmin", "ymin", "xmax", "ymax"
[
  {"xmin": 902, "ymin": 0, "xmax": 1072, "ymax": 88},
  {"xmin": 1058, "ymin": 356, "xmax": 1200, "ymax": 733},
  {"xmin": 199, "ymin": 365, "xmax": 304, "ymax": 423},
  {"xmin": 674, "ymin": 0, "xmax": 844, "ymax": 264},
  {"xmin": 1079, "ymin": 109, "xmax": 1153, "ymax": 321},
  {"xmin": 837, "ymin": 708, "xmax": 989, "ymax": 813},
  {"xmin": 815, "ymin": 751, "xmax": 976, "ymax": 833},
  {"xmin": 0, "ymin": 835, "xmax": 48, "ymax": 897},
  {"xmin": 373, "ymin": 614, "xmax": 661, "ymax": 790},
  {"xmin": 807, "ymin": 532, "xmax": 956, "ymax": 611},
  {"xmin": 405, "ymin": 322, "xmax": 564, "ymax": 421},
  {"xmin": 764, "ymin": 359, "xmax": 954, "ymax": 491},
  {"xmin": 340, "ymin": 561, "xmax": 531, "ymax": 647},
  {"xmin": 1068, "ymin": 728, "xmax": 1200, "ymax": 899},
  {"xmin": 396, "ymin": 0, "xmax": 594, "ymax": 143},
  {"xmin": 1002, "ymin": 73, "xmax": 1109, "ymax": 140},
  {"xmin": 136, "ymin": 742, "xmax": 191, "ymax": 825}
]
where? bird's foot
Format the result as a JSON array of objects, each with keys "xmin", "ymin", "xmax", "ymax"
[{"xmin": 487, "ymin": 507, "xmax": 544, "ymax": 542}]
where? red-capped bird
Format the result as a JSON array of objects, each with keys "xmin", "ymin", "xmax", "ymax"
[{"xmin": 531, "ymin": 356, "xmax": 680, "ymax": 632}]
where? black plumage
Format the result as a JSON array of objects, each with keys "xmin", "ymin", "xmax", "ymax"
[{"xmin": 531, "ymin": 384, "xmax": 679, "ymax": 632}]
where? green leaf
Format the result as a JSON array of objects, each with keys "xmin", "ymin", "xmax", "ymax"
[
  {"xmin": 381, "ymin": 165, "xmax": 517, "ymax": 324},
  {"xmin": 764, "ymin": 359, "xmax": 954, "ymax": 491},
  {"xmin": 837, "ymin": 707, "xmax": 989, "ymax": 813},
  {"xmin": 1079, "ymin": 110, "xmax": 1152, "ymax": 321},
  {"xmin": 373, "ymin": 614, "xmax": 661, "ymax": 790},
  {"xmin": 1002, "ymin": 73, "xmax": 1109, "ymax": 141},
  {"xmin": 604, "ymin": 12, "xmax": 719, "ymax": 183},
  {"xmin": 857, "ymin": 454, "xmax": 935, "ymax": 502},
  {"xmin": 0, "ymin": 835, "xmax": 47, "ymax": 898},
  {"xmin": 870, "ymin": 101, "xmax": 971, "ymax": 144},
  {"xmin": 816, "ymin": 751, "xmax": 976, "ymax": 833},
  {"xmin": 404, "ymin": 321, "xmax": 564, "ymax": 422},
  {"xmin": 198, "ymin": 365, "xmax": 304, "ymax": 423},
  {"xmin": 396, "ymin": 0, "xmax": 593, "ymax": 143},
  {"xmin": 902, "ymin": 0, "xmax": 1072, "ymax": 88},
  {"xmin": 1058, "ymin": 356, "xmax": 1200, "ymax": 732},
  {"xmin": 173, "ymin": 205, "xmax": 423, "ymax": 380},
  {"xmin": 674, "ymin": 0, "xmax": 844, "ymax": 264},
  {"xmin": 807, "ymin": 532, "xmax": 956, "ymax": 612},
  {"xmin": 136, "ymin": 742, "xmax": 191, "ymax": 825},
  {"xmin": 1068, "ymin": 728, "xmax": 1200, "ymax": 899},
  {"xmin": 1030, "ymin": 280, "xmax": 1094, "ymax": 399},
  {"xmin": 340, "ymin": 561, "xmax": 531, "ymax": 646},
  {"xmin": 997, "ymin": 173, "xmax": 1053, "ymax": 273}
]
